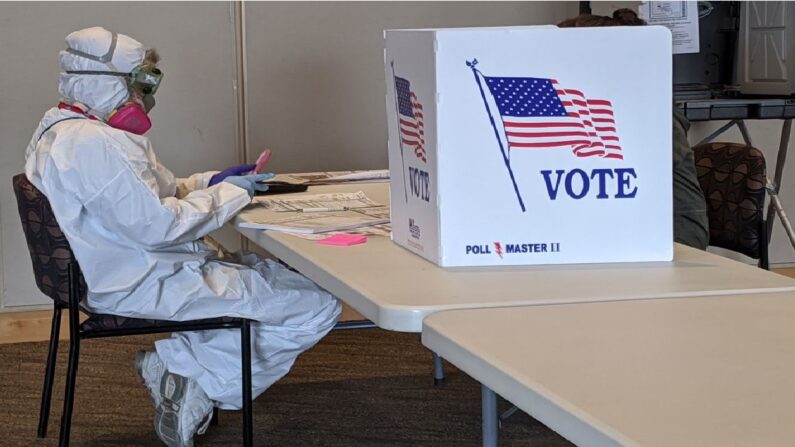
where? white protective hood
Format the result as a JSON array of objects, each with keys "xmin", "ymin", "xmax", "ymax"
[{"xmin": 58, "ymin": 26, "xmax": 145, "ymax": 118}]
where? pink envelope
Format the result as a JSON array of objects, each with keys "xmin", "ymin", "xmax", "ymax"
[{"xmin": 316, "ymin": 234, "xmax": 368, "ymax": 246}]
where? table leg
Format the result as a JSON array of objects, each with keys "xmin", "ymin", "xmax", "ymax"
[
  {"xmin": 766, "ymin": 119, "xmax": 793, "ymax": 243},
  {"xmin": 767, "ymin": 191, "xmax": 795, "ymax": 250},
  {"xmin": 482, "ymin": 385, "xmax": 499, "ymax": 447},
  {"xmin": 499, "ymin": 405, "xmax": 519, "ymax": 429},
  {"xmin": 433, "ymin": 352, "xmax": 445, "ymax": 386},
  {"xmin": 736, "ymin": 119, "xmax": 754, "ymax": 146},
  {"xmin": 694, "ymin": 120, "xmax": 737, "ymax": 146}
]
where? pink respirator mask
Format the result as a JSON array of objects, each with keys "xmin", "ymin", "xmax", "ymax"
[
  {"xmin": 64, "ymin": 33, "xmax": 161, "ymax": 136},
  {"xmin": 107, "ymin": 102, "xmax": 152, "ymax": 135}
]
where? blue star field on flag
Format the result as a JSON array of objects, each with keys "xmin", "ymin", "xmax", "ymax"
[{"xmin": 485, "ymin": 77, "xmax": 568, "ymax": 118}]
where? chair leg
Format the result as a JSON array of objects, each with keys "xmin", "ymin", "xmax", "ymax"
[
  {"xmin": 241, "ymin": 320, "xmax": 253, "ymax": 447},
  {"xmin": 37, "ymin": 306, "xmax": 62, "ymax": 438},
  {"xmin": 58, "ymin": 331, "xmax": 79, "ymax": 447},
  {"xmin": 59, "ymin": 262, "xmax": 84, "ymax": 447},
  {"xmin": 759, "ymin": 218, "xmax": 770, "ymax": 270}
]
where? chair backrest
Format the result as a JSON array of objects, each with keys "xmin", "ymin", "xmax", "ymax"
[
  {"xmin": 692, "ymin": 142, "xmax": 767, "ymax": 260},
  {"xmin": 12, "ymin": 173, "xmax": 85, "ymax": 306}
]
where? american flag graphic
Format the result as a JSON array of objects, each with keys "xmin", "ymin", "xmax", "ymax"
[
  {"xmin": 394, "ymin": 76, "xmax": 427, "ymax": 162},
  {"xmin": 484, "ymin": 76, "xmax": 623, "ymax": 160}
]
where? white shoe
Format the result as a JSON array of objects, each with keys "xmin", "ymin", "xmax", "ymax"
[
  {"xmin": 153, "ymin": 370, "xmax": 214, "ymax": 447},
  {"xmin": 135, "ymin": 350, "xmax": 165, "ymax": 408}
]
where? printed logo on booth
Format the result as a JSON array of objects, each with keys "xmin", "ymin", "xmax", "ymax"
[
  {"xmin": 465, "ymin": 241, "xmax": 562, "ymax": 258},
  {"xmin": 467, "ymin": 59, "xmax": 636, "ymax": 213},
  {"xmin": 409, "ymin": 218, "xmax": 421, "ymax": 239}
]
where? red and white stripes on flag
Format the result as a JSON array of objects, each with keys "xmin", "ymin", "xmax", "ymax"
[
  {"xmin": 400, "ymin": 100, "xmax": 426, "ymax": 162},
  {"xmin": 395, "ymin": 75, "xmax": 427, "ymax": 162},
  {"xmin": 554, "ymin": 81, "xmax": 623, "ymax": 159},
  {"xmin": 488, "ymin": 76, "xmax": 624, "ymax": 160}
]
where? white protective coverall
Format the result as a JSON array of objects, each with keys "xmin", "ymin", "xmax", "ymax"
[{"xmin": 24, "ymin": 27, "xmax": 341, "ymax": 409}]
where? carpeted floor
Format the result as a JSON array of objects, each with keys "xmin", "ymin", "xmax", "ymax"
[{"xmin": 0, "ymin": 328, "xmax": 573, "ymax": 446}]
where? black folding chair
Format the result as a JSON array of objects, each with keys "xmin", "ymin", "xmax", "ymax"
[{"xmin": 13, "ymin": 173, "xmax": 255, "ymax": 447}]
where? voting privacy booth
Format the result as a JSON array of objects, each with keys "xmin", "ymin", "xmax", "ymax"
[{"xmin": 385, "ymin": 26, "xmax": 673, "ymax": 267}]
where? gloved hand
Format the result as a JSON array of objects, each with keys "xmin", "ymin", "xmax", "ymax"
[
  {"xmin": 208, "ymin": 164, "xmax": 256, "ymax": 187},
  {"xmin": 223, "ymin": 173, "xmax": 275, "ymax": 198}
]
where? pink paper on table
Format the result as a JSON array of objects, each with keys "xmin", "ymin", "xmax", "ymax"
[{"xmin": 316, "ymin": 234, "xmax": 368, "ymax": 246}]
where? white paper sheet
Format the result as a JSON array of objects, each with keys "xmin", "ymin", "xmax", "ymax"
[
  {"xmin": 273, "ymin": 170, "xmax": 390, "ymax": 185},
  {"xmin": 261, "ymin": 191, "xmax": 381, "ymax": 212},
  {"xmin": 238, "ymin": 191, "xmax": 390, "ymax": 234},
  {"xmin": 639, "ymin": 1, "xmax": 700, "ymax": 54}
]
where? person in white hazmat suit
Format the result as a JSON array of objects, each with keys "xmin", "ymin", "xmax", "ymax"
[{"xmin": 25, "ymin": 27, "xmax": 341, "ymax": 446}]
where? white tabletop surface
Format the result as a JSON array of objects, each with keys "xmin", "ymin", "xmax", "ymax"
[
  {"xmin": 235, "ymin": 183, "xmax": 795, "ymax": 332},
  {"xmin": 423, "ymin": 292, "xmax": 795, "ymax": 447}
]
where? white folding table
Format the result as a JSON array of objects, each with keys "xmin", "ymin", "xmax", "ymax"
[
  {"xmin": 423, "ymin": 292, "xmax": 795, "ymax": 447},
  {"xmin": 235, "ymin": 183, "xmax": 795, "ymax": 333}
]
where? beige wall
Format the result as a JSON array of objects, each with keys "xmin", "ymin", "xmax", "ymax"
[
  {"xmin": 0, "ymin": 2, "xmax": 242, "ymax": 309},
  {"xmin": 243, "ymin": 1, "xmax": 578, "ymax": 173},
  {"xmin": 0, "ymin": 2, "xmax": 574, "ymax": 311}
]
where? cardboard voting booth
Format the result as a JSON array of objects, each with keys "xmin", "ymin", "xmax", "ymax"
[{"xmin": 385, "ymin": 26, "xmax": 673, "ymax": 267}]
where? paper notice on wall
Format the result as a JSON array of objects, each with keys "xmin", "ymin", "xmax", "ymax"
[{"xmin": 639, "ymin": 1, "xmax": 699, "ymax": 54}]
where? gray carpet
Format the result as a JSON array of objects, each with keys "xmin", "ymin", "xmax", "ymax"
[{"xmin": 0, "ymin": 328, "xmax": 573, "ymax": 446}]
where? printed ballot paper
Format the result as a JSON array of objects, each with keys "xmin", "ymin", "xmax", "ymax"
[
  {"xmin": 238, "ymin": 191, "xmax": 390, "ymax": 234},
  {"xmin": 385, "ymin": 25, "xmax": 673, "ymax": 267},
  {"xmin": 274, "ymin": 170, "xmax": 390, "ymax": 186}
]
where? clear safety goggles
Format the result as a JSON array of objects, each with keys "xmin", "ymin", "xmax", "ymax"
[
  {"xmin": 65, "ymin": 65, "xmax": 163, "ymax": 95},
  {"xmin": 65, "ymin": 33, "xmax": 163, "ymax": 95},
  {"xmin": 128, "ymin": 64, "xmax": 163, "ymax": 95}
]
